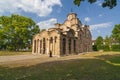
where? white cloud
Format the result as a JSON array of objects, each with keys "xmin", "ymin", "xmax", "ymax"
[
  {"xmin": 0, "ymin": 0, "xmax": 62, "ymax": 16},
  {"xmin": 84, "ymin": 17, "xmax": 90, "ymax": 22},
  {"xmin": 90, "ymin": 22, "xmax": 112, "ymax": 30},
  {"xmin": 37, "ymin": 18, "xmax": 57, "ymax": 29}
]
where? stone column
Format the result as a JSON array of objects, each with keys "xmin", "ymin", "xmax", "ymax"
[
  {"xmin": 53, "ymin": 38, "xmax": 55, "ymax": 55},
  {"xmin": 56, "ymin": 36, "xmax": 61, "ymax": 56},
  {"xmin": 32, "ymin": 40, "xmax": 35, "ymax": 54},
  {"xmin": 46, "ymin": 38, "xmax": 49, "ymax": 55},
  {"xmin": 41, "ymin": 39, "xmax": 43, "ymax": 54}
]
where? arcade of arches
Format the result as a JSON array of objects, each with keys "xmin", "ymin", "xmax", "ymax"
[{"xmin": 32, "ymin": 12, "xmax": 92, "ymax": 56}]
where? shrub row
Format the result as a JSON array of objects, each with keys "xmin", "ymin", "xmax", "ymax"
[{"xmin": 92, "ymin": 44, "xmax": 120, "ymax": 51}]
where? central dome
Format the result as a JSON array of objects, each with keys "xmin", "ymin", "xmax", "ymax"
[{"xmin": 67, "ymin": 12, "xmax": 77, "ymax": 20}]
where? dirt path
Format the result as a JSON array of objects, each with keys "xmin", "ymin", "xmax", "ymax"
[{"xmin": 0, "ymin": 54, "xmax": 94, "ymax": 67}]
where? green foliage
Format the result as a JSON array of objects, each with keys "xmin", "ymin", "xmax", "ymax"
[
  {"xmin": 102, "ymin": 45, "xmax": 110, "ymax": 51},
  {"xmin": 74, "ymin": 0, "xmax": 84, "ymax": 6},
  {"xmin": 102, "ymin": 0, "xmax": 117, "ymax": 9},
  {"xmin": 111, "ymin": 45, "xmax": 120, "ymax": 51},
  {"xmin": 0, "ymin": 14, "xmax": 40, "ymax": 51},
  {"xmin": 108, "ymin": 56, "xmax": 120, "ymax": 64},
  {"xmin": 73, "ymin": 0, "xmax": 117, "ymax": 9},
  {"xmin": 104, "ymin": 36, "xmax": 110, "ymax": 45},
  {"xmin": 112, "ymin": 24, "xmax": 120, "ymax": 44},
  {"xmin": 95, "ymin": 36, "xmax": 103, "ymax": 50}
]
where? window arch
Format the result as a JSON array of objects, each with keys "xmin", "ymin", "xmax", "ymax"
[{"xmin": 55, "ymin": 36, "xmax": 57, "ymax": 43}]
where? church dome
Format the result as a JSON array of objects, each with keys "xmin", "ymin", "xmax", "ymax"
[{"xmin": 67, "ymin": 12, "xmax": 77, "ymax": 20}]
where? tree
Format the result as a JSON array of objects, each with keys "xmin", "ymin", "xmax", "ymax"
[
  {"xmin": 112, "ymin": 24, "xmax": 120, "ymax": 44},
  {"xmin": 104, "ymin": 35, "xmax": 110, "ymax": 46},
  {"xmin": 73, "ymin": 0, "xmax": 117, "ymax": 9},
  {"xmin": 103, "ymin": 36, "xmax": 110, "ymax": 51},
  {"xmin": 0, "ymin": 14, "xmax": 40, "ymax": 51},
  {"xmin": 95, "ymin": 36, "xmax": 103, "ymax": 50}
]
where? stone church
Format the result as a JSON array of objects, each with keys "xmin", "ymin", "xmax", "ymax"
[{"xmin": 32, "ymin": 12, "xmax": 92, "ymax": 56}]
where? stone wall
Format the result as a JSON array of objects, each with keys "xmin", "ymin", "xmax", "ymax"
[{"xmin": 32, "ymin": 12, "xmax": 92, "ymax": 57}]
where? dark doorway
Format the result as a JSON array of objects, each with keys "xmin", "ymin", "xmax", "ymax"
[
  {"xmin": 68, "ymin": 38, "xmax": 71, "ymax": 54},
  {"xmin": 62, "ymin": 38, "xmax": 66, "ymax": 54},
  {"xmin": 74, "ymin": 40, "xmax": 76, "ymax": 53}
]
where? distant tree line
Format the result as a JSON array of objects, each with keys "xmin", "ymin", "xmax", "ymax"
[
  {"xmin": 93, "ymin": 24, "xmax": 120, "ymax": 51},
  {"xmin": 0, "ymin": 14, "xmax": 40, "ymax": 51}
]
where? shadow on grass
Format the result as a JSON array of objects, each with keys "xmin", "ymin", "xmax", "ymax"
[{"xmin": 0, "ymin": 57, "xmax": 120, "ymax": 80}]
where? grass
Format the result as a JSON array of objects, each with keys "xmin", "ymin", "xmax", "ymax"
[
  {"xmin": 0, "ymin": 51, "xmax": 31, "ymax": 56},
  {"xmin": 108, "ymin": 56, "xmax": 120, "ymax": 63},
  {"xmin": 0, "ymin": 52, "xmax": 120, "ymax": 80}
]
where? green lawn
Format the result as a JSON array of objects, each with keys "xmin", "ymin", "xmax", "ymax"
[
  {"xmin": 0, "ymin": 53, "xmax": 120, "ymax": 80},
  {"xmin": 0, "ymin": 51, "xmax": 31, "ymax": 56}
]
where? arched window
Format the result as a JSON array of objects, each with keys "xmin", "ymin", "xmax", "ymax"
[{"xmin": 55, "ymin": 36, "xmax": 57, "ymax": 43}]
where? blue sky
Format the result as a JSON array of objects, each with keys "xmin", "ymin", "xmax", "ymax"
[{"xmin": 0, "ymin": 0, "xmax": 120, "ymax": 39}]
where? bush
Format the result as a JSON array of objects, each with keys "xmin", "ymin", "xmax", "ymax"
[
  {"xmin": 111, "ymin": 45, "xmax": 120, "ymax": 51},
  {"xmin": 96, "ymin": 45, "xmax": 110, "ymax": 51},
  {"xmin": 102, "ymin": 45, "xmax": 110, "ymax": 51}
]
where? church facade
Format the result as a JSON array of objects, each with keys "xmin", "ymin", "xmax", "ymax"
[{"xmin": 32, "ymin": 12, "xmax": 92, "ymax": 56}]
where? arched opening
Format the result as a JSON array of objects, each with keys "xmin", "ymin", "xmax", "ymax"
[
  {"xmin": 68, "ymin": 38, "xmax": 71, "ymax": 54},
  {"xmin": 54, "ymin": 36, "xmax": 57, "ymax": 43},
  {"xmin": 43, "ymin": 38, "xmax": 46, "ymax": 54},
  {"xmin": 62, "ymin": 38, "xmax": 66, "ymax": 54}
]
